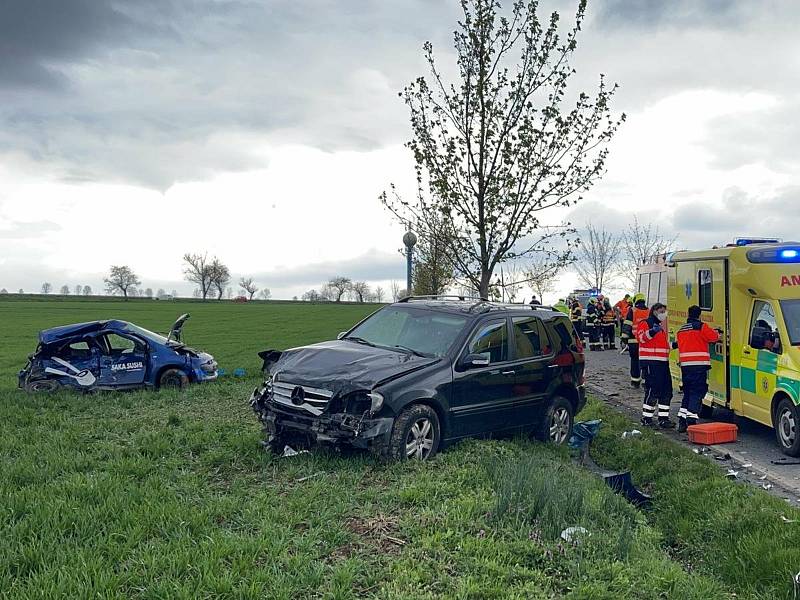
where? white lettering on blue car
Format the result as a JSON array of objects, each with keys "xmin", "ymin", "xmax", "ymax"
[{"xmin": 111, "ymin": 361, "xmax": 144, "ymax": 372}]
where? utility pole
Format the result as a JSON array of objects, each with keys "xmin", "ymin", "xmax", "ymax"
[{"xmin": 402, "ymin": 231, "xmax": 417, "ymax": 295}]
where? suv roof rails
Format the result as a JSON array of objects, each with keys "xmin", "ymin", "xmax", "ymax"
[{"xmin": 397, "ymin": 295, "xmax": 488, "ymax": 303}]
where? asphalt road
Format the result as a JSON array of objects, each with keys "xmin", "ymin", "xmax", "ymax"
[{"xmin": 585, "ymin": 343, "xmax": 800, "ymax": 502}]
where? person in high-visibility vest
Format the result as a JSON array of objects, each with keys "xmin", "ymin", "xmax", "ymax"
[
  {"xmin": 614, "ymin": 294, "xmax": 631, "ymax": 329},
  {"xmin": 620, "ymin": 293, "xmax": 648, "ymax": 387},
  {"xmin": 554, "ymin": 298, "xmax": 570, "ymax": 315},
  {"xmin": 636, "ymin": 303, "xmax": 674, "ymax": 428},
  {"xmin": 570, "ymin": 299, "xmax": 583, "ymax": 339},
  {"xmin": 586, "ymin": 297, "xmax": 602, "ymax": 351},
  {"xmin": 674, "ymin": 305, "xmax": 720, "ymax": 432},
  {"xmin": 601, "ymin": 298, "xmax": 617, "ymax": 350}
]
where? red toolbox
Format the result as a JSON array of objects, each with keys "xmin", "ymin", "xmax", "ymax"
[{"xmin": 687, "ymin": 422, "xmax": 738, "ymax": 445}]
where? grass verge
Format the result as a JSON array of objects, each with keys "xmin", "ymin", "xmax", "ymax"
[{"xmin": 582, "ymin": 398, "xmax": 800, "ymax": 599}]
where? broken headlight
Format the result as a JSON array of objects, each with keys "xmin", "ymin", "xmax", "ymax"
[{"xmin": 340, "ymin": 391, "xmax": 384, "ymax": 415}]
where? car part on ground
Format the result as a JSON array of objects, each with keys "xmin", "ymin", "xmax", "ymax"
[
  {"xmin": 251, "ymin": 296, "xmax": 586, "ymax": 460},
  {"xmin": 18, "ymin": 314, "xmax": 217, "ymax": 393}
]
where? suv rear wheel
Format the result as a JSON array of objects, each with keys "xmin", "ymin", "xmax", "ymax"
[
  {"xmin": 388, "ymin": 404, "xmax": 440, "ymax": 461},
  {"xmin": 25, "ymin": 379, "xmax": 60, "ymax": 393},
  {"xmin": 534, "ymin": 396, "xmax": 574, "ymax": 445}
]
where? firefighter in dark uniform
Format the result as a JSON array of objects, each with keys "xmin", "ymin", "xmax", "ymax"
[
  {"xmin": 601, "ymin": 297, "xmax": 617, "ymax": 350},
  {"xmin": 570, "ymin": 298, "xmax": 583, "ymax": 339},
  {"xmin": 636, "ymin": 303, "xmax": 674, "ymax": 428},
  {"xmin": 586, "ymin": 297, "xmax": 602, "ymax": 351},
  {"xmin": 621, "ymin": 293, "xmax": 648, "ymax": 387}
]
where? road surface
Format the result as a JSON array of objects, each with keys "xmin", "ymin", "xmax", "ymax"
[{"xmin": 585, "ymin": 344, "xmax": 800, "ymax": 502}]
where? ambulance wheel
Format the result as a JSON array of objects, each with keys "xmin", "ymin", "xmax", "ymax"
[
  {"xmin": 774, "ymin": 398, "xmax": 800, "ymax": 457},
  {"xmin": 699, "ymin": 404, "xmax": 714, "ymax": 419},
  {"xmin": 159, "ymin": 368, "xmax": 189, "ymax": 390},
  {"xmin": 24, "ymin": 379, "xmax": 59, "ymax": 393}
]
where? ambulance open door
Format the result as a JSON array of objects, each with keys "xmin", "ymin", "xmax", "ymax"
[{"xmin": 672, "ymin": 259, "xmax": 730, "ymax": 409}]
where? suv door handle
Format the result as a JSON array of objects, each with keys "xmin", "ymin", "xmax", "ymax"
[{"xmin": 501, "ymin": 370, "xmax": 516, "ymax": 375}]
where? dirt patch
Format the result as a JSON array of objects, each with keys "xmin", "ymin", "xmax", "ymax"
[{"xmin": 327, "ymin": 513, "xmax": 407, "ymax": 562}]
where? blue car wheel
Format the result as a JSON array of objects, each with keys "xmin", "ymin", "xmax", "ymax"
[{"xmin": 159, "ymin": 369, "xmax": 189, "ymax": 389}]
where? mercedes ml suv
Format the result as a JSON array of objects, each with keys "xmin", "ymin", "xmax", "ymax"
[{"xmin": 250, "ymin": 296, "xmax": 586, "ymax": 460}]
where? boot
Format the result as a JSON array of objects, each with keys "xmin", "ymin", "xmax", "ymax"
[
  {"xmin": 630, "ymin": 379, "xmax": 641, "ymax": 389},
  {"xmin": 658, "ymin": 419, "xmax": 676, "ymax": 429},
  {"xmin": 677, "ymin": 417, "xmax": 688, "ymax": 433},
  {"xmin": 640, "ymin": 417, "xmax": 655, "ymax": 428}
]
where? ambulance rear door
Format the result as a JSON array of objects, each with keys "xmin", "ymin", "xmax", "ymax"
[{"xmin": 672, "ymin": 258, "xmax": 730, "ymax": 408}]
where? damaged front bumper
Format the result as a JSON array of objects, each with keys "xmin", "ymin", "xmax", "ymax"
[{"xmin": 249, "ymin": 387, "xmax": 394, "ymax": 452}]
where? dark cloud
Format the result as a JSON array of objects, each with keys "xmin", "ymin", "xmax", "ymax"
[{"xmin": 594, "ymin": 0, "xmax": 743, "ymax": 29}]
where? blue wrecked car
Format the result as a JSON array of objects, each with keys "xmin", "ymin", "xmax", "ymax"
[{"xmin": 18, "ymin": 314, "xmax": 218, "ymax": 392}]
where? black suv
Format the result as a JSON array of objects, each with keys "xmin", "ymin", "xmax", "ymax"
[{"xmin": 250, "ymin": 296, "xmax": 586, "ymax": 460}]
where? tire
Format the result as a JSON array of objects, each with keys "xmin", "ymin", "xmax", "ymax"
[
  {"xmin": 159, "ymin": 368, "xmax": 189, "ymax": 390},
  {"xmin": 534, "ymin": 396, "xmax": 574, "ymax": 445},
  {"xmin": 24, "ymin": 379, "xmax": 59, "ymax": 393},
  {"xmin": 774, "ymin": 397, "xmax": 800, "ymax": 457},
  {"xmin": 387, "ymin": 404, "xmax": 440, "ymax": 461},
  {"xmin": 699, "ymin": 403, "xmax": 715, "ymax": 419}
]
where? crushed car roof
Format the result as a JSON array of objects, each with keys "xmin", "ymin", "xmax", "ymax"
[{"xmin": 38, "ymin": 320, "xmax": 130, "ymax": 344}]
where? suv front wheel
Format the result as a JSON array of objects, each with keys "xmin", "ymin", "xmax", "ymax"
[
  {"xmin": 388, "ymin": 404, "xmax": 440, "ymax": 461},
  {"xmin": 534, "ymin": 396, "xmax": 574, "ymax": 445}
]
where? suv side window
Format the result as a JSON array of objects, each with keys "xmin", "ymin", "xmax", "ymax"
[
  {"xmin": 511, "ymin": 316, "xmax": 552, "ymax": 359},
  {"xmin": 103, "ymin": 333, "xmax": 143, "ymax": 355},
  {"xmin": 467, "ymin": 320, "xmax": 508, "ymax": 364}
]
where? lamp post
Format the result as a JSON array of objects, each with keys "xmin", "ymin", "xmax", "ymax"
[{"xmin": 402, "ymin": 231, "xmax": 417, "ymax": 295}]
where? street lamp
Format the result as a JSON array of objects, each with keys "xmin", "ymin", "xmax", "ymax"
[{"xmin": 402, "ymin": 230, "xmax": 417, "ymax": 295}]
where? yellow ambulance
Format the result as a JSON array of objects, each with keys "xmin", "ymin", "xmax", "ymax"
[{"xmin": 658, "ymin": 240, "xmax": 800, "ymax": 455}]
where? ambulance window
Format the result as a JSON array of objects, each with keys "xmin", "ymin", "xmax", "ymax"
[
  {"xmin": 750, "ymin": 301, "xmax": 780, "ymax": 353},
  {"xmin": 640, "ymin": 273, "xmax": 651, "ymax": 304},
  {"xmin": 698, "ymin": 269, "xmax": 713, "ymax": 310}
]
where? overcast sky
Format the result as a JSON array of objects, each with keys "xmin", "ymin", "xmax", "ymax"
[{"xmin": 1, "ymin": 0, "xmax": 799, "ymax": 301}]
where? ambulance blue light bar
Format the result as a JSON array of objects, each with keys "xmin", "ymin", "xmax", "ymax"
[
  {"xmin": 736, "ymin": 238, "xmax": 780, "ymax": 246},
  {"xmin": 747, "ymin": 245, "xmax": 800, "ymax": 263}
]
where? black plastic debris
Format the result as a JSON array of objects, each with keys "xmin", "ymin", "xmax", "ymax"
[{"xmin": 569, "ymin": 419, "xmax": 653, "ymax": 509}]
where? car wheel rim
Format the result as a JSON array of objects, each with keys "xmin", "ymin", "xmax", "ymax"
[
  {"xmin": 550, "ymin": 407, "xmax": 571, "ymax": 444},
  {"xmin": 779, "ymin": 408, "xmax": 796, "ymax": 447},
  {"xmin": 405, "ymin": 417, "xmax": 434, "ymax": 459}
]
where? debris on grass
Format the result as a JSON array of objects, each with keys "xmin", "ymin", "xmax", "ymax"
[
  {"xmin": 621, "ymin": 429, "xmax": 642, "ymax": 439},
  {"xmin": 282, "ymin": 445, "xmax": 310, "ymax": 458},
  {"xmin": 296, "ymin": 471, "xmax": 325, "ymax": 483},
  {"xmin": 725, "ymin": 470, "xmax": 739, "ymax": 479},
  {"xmin": 560, "ymin": 526, "xmax": 590, "ymax": 544}
]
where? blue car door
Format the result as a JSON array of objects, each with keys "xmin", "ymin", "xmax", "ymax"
[{"xmin": 97, "ymin": 332, "xmax": 148, "ymax": 386}]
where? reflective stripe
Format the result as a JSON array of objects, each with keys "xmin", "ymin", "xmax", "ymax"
[
  {"xmin": 681, "ymin": 352, "xmax": 710, "ymax": 358},
  {"xmin": 678, "ymin": 408, "xmax": 687, "ymax": 418},
  {"xmin": 642, "ymin": 407, "xmax": 655, "ymax": 417},
  {"xmin": 681, "ymin": 360, "xmax": 711, "ymax": 366},
  {"xmin": 640, "ymin": 356, "xmax": 669, "ymax": 362}
]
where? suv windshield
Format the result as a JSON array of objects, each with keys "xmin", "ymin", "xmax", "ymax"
[
  {"xmin": 780, "ymin": 300, "xmax": 800, "ymax": 346},
  {"xmin": 345, "ymin": 306, "xmax": 467, "ymax": 357}
]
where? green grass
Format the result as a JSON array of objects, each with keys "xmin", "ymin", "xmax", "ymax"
[{"xmin": 1, "ymin": 298, "xmax": 799, "ymax": 598}]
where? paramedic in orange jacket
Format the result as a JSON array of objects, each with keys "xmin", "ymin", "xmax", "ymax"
[
  {"xmin": 636, "ymin": 302, "xmax": 674, "ymax": 428},
  {"xmin": 621, "ymin": 294, "xmax": 648, "ymax": 387},
  {"xmin": 674, "ymin": 305, "xmax": 720, "ymax": 432},
  {"xmin": 614, "ymin": 294, "xmax": 631, "ymax": 328}
]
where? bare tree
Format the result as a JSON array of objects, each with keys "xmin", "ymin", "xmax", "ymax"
[
  {"xmin": 18, "ymin": 289, "xmax": 24, "ymax": 294},
  {"xmin": 328, "ymin": 276, "xmax": 352, "ymax": 302},
  {"xmin": 620, "ymin": 215, "xmax": 677, "ymax": 287},
  {"xmin": 60, "ymin": 285, "xmax": 70, "ymax": 295},
  {"xmin": 259, "ymin": 288, "xmax": 272, "ymax": 300},
  {"xmin": 351, "ymin": 281, "xmax": 370, "ymax": 303},
  {"xmin": 157, "ymin": 288, "xmax": 166, "ymax": 298},
  {"xmin": 302, "ymin": 289, "xmax": 322, "ymax": 301},
  {"xmin": 574, "ymin": 224, "xmax": 621, "ymax": 292},
  {"xmin": 41, "ymin": 282, "xmax": 52, "ymax": 294},
  {"xmin": 0, "ymin": 288, "xmax": 7, "ymax": 294},
  {"xmin": 382, "ymin": 0, "xmax": 623, "ymax": 298},
  {"xmin": 225, "ymin": 286, "xmax": 233, "ymax": 299},
  {"xmin": 104, "ymin": 266, "xmax": 140, "ymax": 300},
  {"xmin": 390, "ymin": 280, "xmax": 401, "ymax": 302},
  {"xmin": 208, "ymin": 258, "xmax": 231, "ymax": 300},
  {"xmin": 239, "ymin": 277, "xmax": 259, "ymax": 300},
  {"xmin": 74, "ymin": 284, "xmax": 83, "ymax": 295},
  {"xmin": 374, "ymin": 286, "xmax": 386, "ymax": 302},
  {"xmin": 523, "ymin": 254, "xmax": 563, "ymax": 304},
  {"xmin": 83, "ymin": 285, "xmax": 92, "ymax": 296},
  {"xmin": 193, "ymin": 288, "xmax": 202, "ymax": 298},
  {"xmin": 128, "ymin": 287, "xmax": 139, "ymax": 297},
  {"xmin": 183, "ymin": 253, "xmax": 214, "ymax": 300}
]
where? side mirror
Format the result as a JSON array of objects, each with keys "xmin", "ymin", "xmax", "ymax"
[
  {"xmin": 337, "ymin": 331, "xmax": 347, "ymax": 340},
  {"xmin": 463, "ymin": 353, "xmax": 491, "ymax": 368}
]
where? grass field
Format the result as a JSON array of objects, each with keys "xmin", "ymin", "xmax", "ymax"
[{"xmin": 2, "ymin": 298, "xmax": 800, "ymax": 598}]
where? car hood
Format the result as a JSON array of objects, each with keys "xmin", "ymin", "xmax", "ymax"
[{"xmin": 272, "ymin": 339, "xmax": 440, "ymax": 395}]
